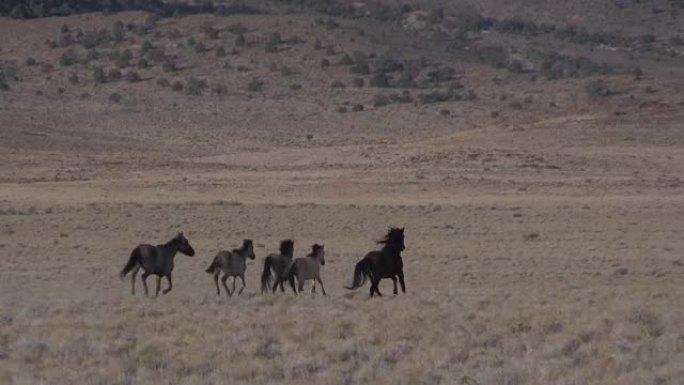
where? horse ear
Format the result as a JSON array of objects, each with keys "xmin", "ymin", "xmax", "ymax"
[{"xmin": 400, "ymin": 227, "xmax": 405, "ymax": 232}]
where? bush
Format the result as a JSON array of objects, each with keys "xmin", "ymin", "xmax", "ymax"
[
  {"xmin": 107, "ymin": 68, "xmax": 122, "ymax": 81},
  {"xmin": 352, "ymin": 104, "xmax": 364, "ymax": 111},
  {"xmin": 137, "ymin": 58, "xmax": 148, "ymax": 69},
  {"xmin": 373, "ymin": 94, "xmax": 391, "ymax": 107},
  {"xmin": 156, "ymin": 78, "xmax": 170, "ymax": 87},
  {"xmin": 314, "ymin": 39, "xmax": 323, "ymax": 50},
  {"xmin": 350, "ymin": 62, "xmax": 370, "ymax": 75},
  {"xmin": 227, "ymin": 23, "xmax": 248, "ymax": 34},
  {"xmin": 194, "ymin": 41, "xmax": 207, "ymax": 53},
  {"xmin": 352, "ymin": 77, "xmax": 365, "ymax": 88},
  {"xmin": 162, "ymin": 60, "xmax": 176, "ymax": 73},
  {"xmin": 247, "ymin": 78, "xmax": 263, "ymax": 92},
  {"xmin": 25, "ymin": 57, "xmax": 37, "ymax": 66},
  {"xmin": 320, "ymin": 58, "xmax": 330, "ymax": 68},
  {"xmin": 93, "ymin": 67, "xmax": 107, "ymax": 83},
  {"xmin": 125, "ymin": 71, "xmax": 141, "ymax": 82},
  {"xmin": 58, "ymin": 49, "xmax": 78, "ymax": 66},
  {"xmin": 108, "ymin": 93, "xmax": 122, "ymax": 103},
  {"xmin": 171, "ymin": 81, "xmax": 184, "ymax": 91},
  {"xmin": 68, "ymin": 72, "xmax": 79, "ymax": 84},
  {"xmin": 235, "ymin": 34, "xmax": 246, "ymax": 47},
  {"xmin": 211, "ymin": 84, "xmax": 227, "ymax": 95},
  {"xmin": 370, "ymin": 72, "xmax": 390, "ymax": 88},
  {"xmin": 331, "ymin": 80, "xmax": 345, "ymax": 88},
  {"xmin": 585, "ymin": 79, "xmax": 610, "ymax": 97},
  {"xmin": 185, "ymin": 77, "xmax": 207, "ymax": 95},
  {"xmin": 141, "ymin": 40, "xmax": 154, "ymax": 53},
  {"xmin": 339, "ymin": 53, "xmax": 353, "ymax": 65},
  {"xmin": 325, "ymin": 19, "xmax": 339, "ymax": 30},
  {"xmin": 290, "ymin": 83, "xmax": 302, "ymax": 90},
  {"xmin": 215, "ymin": 46, "xmax": 226, "ymax": 57}
]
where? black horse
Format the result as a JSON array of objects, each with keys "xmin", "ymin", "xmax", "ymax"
[
  {"xmin": 345, "ymin": 227, "xmax": 406, "ymax": 297},
  {"xmin": 119, "ymin": 232, "xmax": 195, "ymax": 296}
]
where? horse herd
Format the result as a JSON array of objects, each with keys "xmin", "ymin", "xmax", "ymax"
[{"xmin": 119, "ymin": 227, "xmax": 406, "ymax": 298}]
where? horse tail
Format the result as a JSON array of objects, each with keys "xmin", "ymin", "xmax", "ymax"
[
  {"xmin": 261, "ymin": 256, "xmax": 274, "ymax": 294},
  {"xmin": 120, "ymin": 248, "xmax": 140, "ymax": 279},
  {"xmin": 205, "ymin": 255, "xmax": 219, "ymax": 274},
  {"xmin": 345, "ymin": 257, "xmax": 370, "ymax": 290}
]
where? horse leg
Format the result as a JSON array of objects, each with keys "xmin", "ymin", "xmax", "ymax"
[
  {"xmin": 162, "ymin": 273, "xmax": 172, "ymax": 295},
  {"xmin": 231, "ymin": 276, "xmax": 237, "ymax": 295},
  {"xmin": 312, "ymin": 278, "xmax": 316, "ymax": 294},
  {"xmin": 370, "ymin": 278, "xmax": 382, "ymax": 297},
  {"xmin": 397, "ymin": 270, "xmax": 406, "ymax": 293},
  {"xmin": 130, "ymin": 266, "xmax": 140, "ymax": 295},
  {"xmin": 279, "ymin": 281, "xmax": 286, "ymax": 293},
  {"xmin": 155, "ymin": 276, "xmax": 162, "ymax": 297},
  {"xmin": 289, "ymin": 277, "xmax": 298, "ymax": 295},
  {"xmin": 221, "ymin": 274, "xmax": 231, "ymax": 297},
  {"xmin": 238, "ymin": 275, "xmax": 246, "ymax": 295},
  {"xmin": 316, "ymin": 276, "xmax": 327, "ymax": 296},
  {"xmin": 141, "ymin": 272, "xmax": 151, "ymax": 296},
  {"xmin": 391, "ymin": 276, "xmax": 398, "ymax": 295},
  {"xmin": 213, "ymin": 273, "xmax": 220, "ymax": 295},
  {"xmin": 297, "ymin": 278, "xmax": 305, "ymax": 294}
]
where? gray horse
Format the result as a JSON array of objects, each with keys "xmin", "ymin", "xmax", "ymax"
[
  {"xmin": 119, "ymin": 232, "xmax": 196, "ymax": 296},
  {"xmin": 260, "ymin": 239, "xmax": 295, "ymax": 294},
  {"xmin": 205, "ymin": 239, "xmax": 256, "ymax": 296},
  {"xmin": 274, "ymin": 244, "xmax": 326, "ymax": 295}
]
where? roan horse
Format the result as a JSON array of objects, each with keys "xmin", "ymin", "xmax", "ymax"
[
  {"xmin": 119, "ymin": 232, "xmax": 196, "ymax": 296},
  {"xmin": 346, "ymin": 227, "xmax": 406, "ymax": 297},
  {"xmin": 260, "ymin": 239, "xmax": 295, "ymax": 294},
  {"xmin": 273, "ymin": 243, "xmax": 326, "ymax": 295},
  {"xmin": 205, "ymin": 239, "xmax": 256, "ymax": 296}
]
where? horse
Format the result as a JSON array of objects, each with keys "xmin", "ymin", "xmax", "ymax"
[
  {"xmin": 273, "ymin": 243, "xmax": 326, "ymax": 295},
  {"xmin": 119, "ymin": 232, "xmax": 196, "ymax": 296},
  {"xmin": 205, "ymin": 239, "xmax": 256, "ymax": 296},
  {"xmin": 260, "ymin": 239, "xmax": 295, "ymax": 294},
  {"xmin": 345, "ymin": 227, "xmax": 406, "ymax": 297}
]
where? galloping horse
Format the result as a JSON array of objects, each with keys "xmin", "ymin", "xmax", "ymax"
[
  {"xmin": 346, "ymin": 227, "xmax": 406, "ymax": 297},
  {"xmin": 120, "ymin": 232, "xmax": 196, "ymax": 296}
]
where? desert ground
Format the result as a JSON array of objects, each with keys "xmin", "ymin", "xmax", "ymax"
[{"xmin": 1, "ymin": 3, "xmax": 684, "ymax": 385}]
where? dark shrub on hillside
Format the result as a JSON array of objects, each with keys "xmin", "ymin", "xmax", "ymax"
[
  {"xmin": 108, "ymin": 93, "xmax": 121, "ymax": 103},
  {"xmin": 107, "ymin": 69, "xmax": 122, "ymax": 81},
  {"xmin": 185, "ymin": 77, "xmax": 207, "ymax": 95},
  {"xmin": 370, "ymin": 72, "xmax": 390, "ymax": 88},
  {"xmin": 247, "ymin": 78, "xmax": 263, "ymax": 92},
  {"xmin": 373, "ymin": 94, "xmax": 391, "ymax": 107},
  {"xmin": 59, "ymin": 49, "xmax": 78, "ymax": 66},
  {"xmin": 171, "ymin": 81, "xmax": 184, "ymax": 91},
  {"xmin": 156, "ymin": 77, "xmax": 170, "ymax": 87},
  {"xmin": 350, "ymin": 62, "xmax": 370, "ymax": 75},
  {"xmin": 125, "ymin": 71, "xmax": 140, "ymax": 82},
  {"xmin": 93, "ymin": 67, "xmax": 106, "ymax": 83},
  {"xmin": 585, "ymin": 79, "xmax": 610, "ymax": 97}
]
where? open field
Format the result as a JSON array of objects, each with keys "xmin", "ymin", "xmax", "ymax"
[{"xmin": 1, "ymin": 3, "xmax": 684, "ymax": 385}]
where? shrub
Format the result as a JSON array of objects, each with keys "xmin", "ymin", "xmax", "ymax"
[
  {"xmin": 370, "ymin": 72, "xmax": 390, "ymax": 87},
  {"xmin": 107, "ymin": 68, "xmax": 122, "ymax": 81},
  {"xmin": 194, "ymin": 41, "xmax": 208, "ymax": 53},
  {"xmin": 265, "ymin": 41, "xmax": 279, "ymax": 53},
  {"xmin": 325, "ymin": 19, "xmax": 339, "ymax": 30},
  {"xmin": 227, "ymin": 23, "xmax": 248, "ymax": 34},
  {"xmin": 212, "ymin": 84, "xmax": 227, "ymax": 95},
  {"xmin": 352, "ymin": 77, "xmax": 365, "ymax": 87},
  {"xmin": 141, "ymin": 40, "xmax": 154, "ymax": 53},
  {"xmin": 137, "ymin": 58, "xmax": 148, "ymax": 69},
  {"xmin": 352, "ymin": 104, "xmax": 364, "ymax": 111},
  {"xmin": 320, "ymin": 58, "xmax": 330, "ymax": 68},
  {"xmin": 93, "ymin": 67, "xmax": 107, "ymax": 83},
  {"xmin": 68, "ymin": 72, "xmax": 79, "ymax": 84},
  {"xmin": 25, "ymin": 57, "xmax": 36, "ymax": 66},
  {"xmin": 108, "ymin": 93, "xmax": 122, "ymax": 103},
  {"xmin": 314, "ymin": 39, "xmax": 323, "ymax": 50},
  {"xmin": 339, "ymin": 53, "xmax": 353, "ymax": 65},
  {"xmin": 247, "ymin": 78, "xmax": 263, "ymax": 92},
  {"xmin": 112, "ymin": 21, "xmax": 125, "ymax": 41},
  {"xmin": 162, "ymin": 60, "xmax": 176, "ymax": 73},
  {"xmin": 185, "ymin": 77, "xmax": 207, "ymax": 95},
  {"xmin": 156, "ymin": 78, "xmax": 170, "ymax": 87},
  {"xmin": 373, "ymin": 94, "xmax": 391, "ymax": 107},
  {"xmin": 58, "ymin": 49, "xmax": 78, "ymax": 66},
  {"xmin": 290, "ymin": 83, "xmax": 302, "ymax": 90},
  {"xmin": 171, "ymin": 81, "xmax": 184, "ymax": 91},
  {"xmin": 125, "ymin": 71, "xmax": 141, "ymax": 82},
  {"xmin": 215, "ymin": 46, "xmax": 226, "ymax": 57},
  {"xmin": 350, "ymin": 62, "xmax": 370, "ymax": 75},
  {"xmin": 331, "ymin": 80, "xmax": 345, "ymax": 88},
  {"xmin": 61, "ymin": 24, "xmax": 70, "ymax": 34},
  {"xmin": 235, "ymin": 34, "xmax": 246, "ymax": 47},
  {"xmin": 585, "ymin": 79, "xmax": 610, "ymax": 97}
]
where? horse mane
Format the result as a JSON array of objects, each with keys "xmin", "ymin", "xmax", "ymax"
[
  {"xmin": 308, "ymin": 243, "xmax": 323, "ymax": 257},
  {"xmin": 279, "ymin": 239, "xmax": 294, "ymax": 255},
  {"xmin": 377, "ymin": 227, "xmax": 403, "ymax": 244}
]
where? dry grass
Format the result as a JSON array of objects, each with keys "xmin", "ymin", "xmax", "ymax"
[{"xmin": 1, "ymin": 5, "xmax": 684, "ymax": 385}]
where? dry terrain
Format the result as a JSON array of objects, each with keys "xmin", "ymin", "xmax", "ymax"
[{"xmin": 1, "ymin": 3, "xmax": 684, "ymax": 385}]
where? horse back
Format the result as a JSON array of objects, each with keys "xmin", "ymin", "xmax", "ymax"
[{"xmin": 136, "ymin": 244, "xmax": 170, "ymax": 275}]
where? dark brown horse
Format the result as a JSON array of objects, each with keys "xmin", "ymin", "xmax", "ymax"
[
  {"xmin": 119, "ymin": 232, "xmax": 195, "ymax": 296},
  {"xmin": 345, "ymin": 227, "xmax": 406, "ymax": 297}
]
